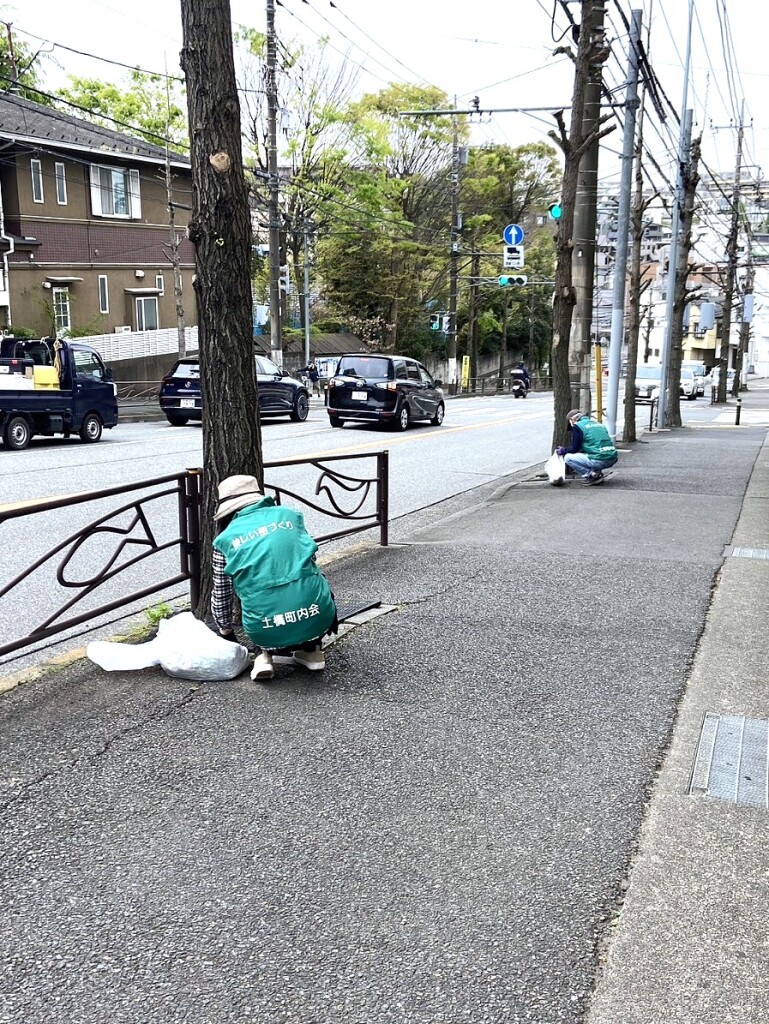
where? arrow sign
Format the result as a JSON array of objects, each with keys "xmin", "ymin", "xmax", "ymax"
[
  {"xmin": 502, "ymin": 223, "xmax": 525, "ymax": 246},
  {"xmin": 503, "ymin": 245, "xmax": 524, "ymax": 269}
]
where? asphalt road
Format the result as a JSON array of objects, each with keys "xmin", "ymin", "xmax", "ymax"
[{"xmin": 0, "ymin": 391, "xmax": 723, "ymax": 675}]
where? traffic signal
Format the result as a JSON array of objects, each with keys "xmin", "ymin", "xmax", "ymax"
[
  {"xmin": 498, "ymin": 275, "xmax": 528, "ymax": 287},
  {"xmin": 441, "ymin": 313, "xmax": 451, "ymax": 333},
  {"xmin": 548, "ymin": 202, "xmax": 563, "ymax": 220},
  {"xmin": 429, "ymin": 314, "xmax": 441, "ymax": 331}
]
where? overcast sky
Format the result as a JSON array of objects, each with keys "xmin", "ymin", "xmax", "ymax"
[{"xmin": 12, "ymin": 0, "xmax": 769, "ymax": 193}]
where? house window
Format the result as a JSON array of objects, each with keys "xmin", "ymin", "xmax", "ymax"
[
  {"xmin": 31, "ymin": 159, "xmax": 44, "ymax": 203},
  {"xmin": 136, "ymin": 296, "xmax": 158, "ymax": 331},
  {"xmin": 98, "ymin": 275, "xmax": 109, "ymax": 314},
  {"xmin": 155, "ymin": 273, "xmax": 164, "ymax": 296},
  {"xmin": 55, "ymin": 162, "xmax": 67, "ymax": 205},
  {"xmin": 52, "ymin": 287, "xmax": 71, "ymax": 334},
  {"xmin": 89, "ymin": 164, "xmax": 141, "ymax": 219}
]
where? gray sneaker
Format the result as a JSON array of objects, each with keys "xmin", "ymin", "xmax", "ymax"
[
  {"xmin": 250, "ymin": 651, "xmax": 274, "ymax": 681},
  {"xmin": 293, "ymin": 648, "xmax": 325, "ymax": 671}
]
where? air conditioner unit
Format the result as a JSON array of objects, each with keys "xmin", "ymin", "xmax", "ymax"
[{"xmin": 114, "ymin": 325, "xmax": 131, "ymax": 334}]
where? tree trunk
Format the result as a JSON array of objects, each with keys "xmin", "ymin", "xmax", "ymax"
[
  {"xmin": 550, "ymin": 0, "xmax": 610, "ymax": 450},
  {"xmin": 733, "ymin": 262, "xmax": 753, "ymax": 395},
  {"xmin": 622, "ymin": 98, "xmax": 647, "ymax": 444},
  {"xmin": 180, "ymin": 0, "xmax": 263, "ymax": 616},
  {"xmin": 667, "ymin": 134, "xmax": 701, "ymax": 428}
]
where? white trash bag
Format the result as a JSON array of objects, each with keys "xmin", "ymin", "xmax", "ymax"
[
  {"xmin": 87, "ymin": 612, "xmax": 251, "ymax": 681},
  {"xmin": 544, "ymin": 451, "xmax": 566, "ymax": 486}
]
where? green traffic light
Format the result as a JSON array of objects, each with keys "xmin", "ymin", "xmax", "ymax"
[{"xmin": 548, "ymin": 202, "xmax": 562, "ymax": 219}]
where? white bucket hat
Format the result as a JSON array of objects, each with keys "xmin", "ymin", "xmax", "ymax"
[{"xmin": 214, "ymin": 475, "xmax": 264, "ymax": 521}]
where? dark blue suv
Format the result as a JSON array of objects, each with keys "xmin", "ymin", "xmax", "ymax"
[{"xmin": 159, "ymin": 355, "xmax": 310, "ymax": 426}]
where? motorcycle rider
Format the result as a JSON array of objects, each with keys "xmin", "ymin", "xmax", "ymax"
[{"xmin": 510, "ymin": 361, "xmax": 531, "ymax": 394}]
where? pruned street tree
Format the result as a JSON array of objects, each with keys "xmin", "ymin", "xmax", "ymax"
[
  {"xmin": 180, "ymin": 0, "xmax": 262, "ymax": 615},
  {"xmin": 666, "ymin": 132, "xmax": 702, "ymax": 428},
  {"xmin": 548, "ymin": 0, "xmax": 614, "ymax": 449},
  {"xmin": 623, "ymin": 97, "xmax": 657, "ymax": 444}
]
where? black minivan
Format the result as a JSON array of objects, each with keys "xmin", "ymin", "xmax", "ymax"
[
  {"xmin": 326, "ymin": 354, "xmax": 444, "ymax": 431},
  {"xmin": 158, "ymin": 355, "xmax": 310, "ymax": 426}
]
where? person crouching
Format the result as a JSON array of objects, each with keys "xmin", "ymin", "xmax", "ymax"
[
  {"xmin": 211, "ymin": 475, "xmax": 337, "ymax": 681},
  {"xmin": 556, "ymin": 409, "xmax": 618, "ymax": 485}
]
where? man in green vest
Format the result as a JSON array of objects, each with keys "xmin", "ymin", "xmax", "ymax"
[
  {"xmin": 211, "ymin": 475, "xmax": 337, "ymax": 681},
  {"xmin": 556, "ymin": 409, "xmax": 618, "ymax": 485}
]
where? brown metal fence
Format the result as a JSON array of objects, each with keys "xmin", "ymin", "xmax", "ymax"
[{"xmin": 0, "ymin": 451, "xmax": 389, "ymax": 659}]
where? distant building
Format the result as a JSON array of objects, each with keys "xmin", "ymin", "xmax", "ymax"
[{"xmin": 0, "ymin": 93, "xmax": 197, "ymax": 337}]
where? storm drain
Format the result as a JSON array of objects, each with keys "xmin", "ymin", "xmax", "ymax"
[
  {"xmin": 689, "ymin": 712, "xmax": 769, "ymax": 809},
  {"xmin": 730, "ymin": 547, "xmax": 769, "ymax": 560}
]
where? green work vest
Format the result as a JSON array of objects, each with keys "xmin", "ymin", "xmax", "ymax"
[
  {"xmin": 576, "ymin": 416, "xmax": 617, "ymax": 460},
  {"xmin": 214, "ymin": 497, "xmax": 335, "ymax": 649}
]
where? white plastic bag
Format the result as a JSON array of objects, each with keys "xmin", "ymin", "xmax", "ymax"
[
  {"xmin": 544, "ymin": 451, "xmax": 566, "ymax": 485},
  {"xmin": 87, "ymin": 612, "xmax": 251, "ymax": 681}
]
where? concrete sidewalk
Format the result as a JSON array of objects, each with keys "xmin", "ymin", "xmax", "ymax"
[{"xmin": 1, "ymin": 389, "xmax": 768, "ymax": 1023}]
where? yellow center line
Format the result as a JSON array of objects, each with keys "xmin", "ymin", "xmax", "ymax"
[{"xmin": 268, "ymin": 409, "xmax": 550, "ymax": 461}]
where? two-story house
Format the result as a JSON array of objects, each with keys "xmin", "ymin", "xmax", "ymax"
[{"xmin": 0, "ymin": 92, "xmax": 197, "ymax": 338}]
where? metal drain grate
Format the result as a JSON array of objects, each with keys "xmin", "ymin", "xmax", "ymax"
[
  {"xmin": 730, "ymin": 547, "xmax": 769, "ymax": 560},
  {"xmin": 689, "ymin": 712, "xmax": 769, "ymax": 808}
]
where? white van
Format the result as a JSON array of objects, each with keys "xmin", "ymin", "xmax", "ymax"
[
  {"xmin": 633, "ymin": 364, "xmax": 698, "ymax": 403},
  {"xmin": 681, "ymin": 361, "xmax": 708, "ymax": 396}
]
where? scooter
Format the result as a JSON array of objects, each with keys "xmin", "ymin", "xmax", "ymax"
[{"xmin": 511, "ymin": 377, "xmax": 529, "ymax": 399}]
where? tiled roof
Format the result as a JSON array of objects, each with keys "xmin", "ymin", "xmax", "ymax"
[{"xmin": 0, "ymin": 92, "xmax": 189, "ymax": 166}]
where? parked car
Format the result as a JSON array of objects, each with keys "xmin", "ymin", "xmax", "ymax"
[
  {"xmin": 708, "ymin": 367, "xmax": 736, "ymax": 392},
  {"xmin": 679, "ymin": 367, "xmax": 698, "ymax": 400},
  {"xmin": 326, "ymin": 353, "xmax": 444, "ymax": 430},
  {"xmin": 681, "ymin": 361, "xmax": 709, "ymax": 396},
  {"xmin": 633, "ymin": 364, "xmax": 698, "ymax": 403},
  {"xmin": 633, "ymin": 365, "xmax": 663, "ymax": 404},
  {"xmin": 158, "ymin": 355, "xmax": 310, "ymax": 426}
]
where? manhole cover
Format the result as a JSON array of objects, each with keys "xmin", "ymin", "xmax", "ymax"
[{"xmin": 689, "ymin": 712, "xmax": 769, "ymax": 809}]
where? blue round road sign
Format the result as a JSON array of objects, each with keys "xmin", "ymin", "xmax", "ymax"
[{"xmin": 503, "ymin": 223, "xmax": 525, "ymax": 246}]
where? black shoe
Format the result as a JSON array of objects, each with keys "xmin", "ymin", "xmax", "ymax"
[{"xmin": 587, "ymin": 471, "xmax": 604, "ymax": 485}]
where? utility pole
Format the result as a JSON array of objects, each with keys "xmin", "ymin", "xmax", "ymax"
[
  {"xmin": 448, "ymin": 107, "xmax": 461, "ymax": 392},
  {"xmin": 622, "ymin": 83, "xmax": 649, "ymax": 444},
  {"xmin": 498, "ymin": 291, "xmax": 509, "ymax": 390},
  {"xmin": 605, "ymin": 9, "xmax": 642, "ymax": 439},
  {"xmin": 657, "ymin": 0, "xmax": 694, "ymax": 429},
  {"xmin": 164, "ymin": 71, "xmax": 186, "ymax": 359},
  {"xmin": 714, "ymin": 102, "xmax": 746, "ymax": 404},
  {"xmin": 571, "ymin": 0, "xmax": 608, "ymax": 413},
  {"xmin": 265, "ymin": 0, "xmax": 283, "ymax": 366},
  {"xmin": 302, "ymin": 220, "xmax": 312, "ymax": 366},
  {"xmin": 4, "ymin": 24, "xmax": 19, "ymax": 91},
  {"xmin": 468, "ymin": 251, "xmax": 481, "ymax": 385}
]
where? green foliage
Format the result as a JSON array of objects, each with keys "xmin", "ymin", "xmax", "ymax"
[
  {"xmin": 2, "ymin": 325, "xmax": 37, "ymax": 340},
  {"xmin": 64, "ymin": 313, "xmax": 107, "ymax": 338},
  {"xmin": 145, "ymin": 603, "xmax": 172, "ymax": 627},
  {"xmin": 58, "ymin": 70, "xmax": 188, "ymax": 152},
  {"xmin": 0, "ymin": 34, "xmax": 53, "ymax": 104}
]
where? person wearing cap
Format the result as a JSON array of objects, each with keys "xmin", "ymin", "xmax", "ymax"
[
  {"xmin": 211, "ymin": 475, "xmax": 337, "ymax": 681},
  {"xmin": 555, "ymin": 409, "xmax": 618, "ymax": 485}
]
